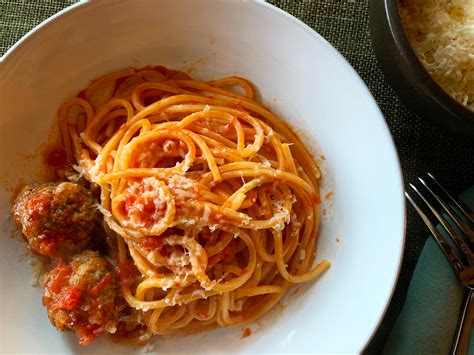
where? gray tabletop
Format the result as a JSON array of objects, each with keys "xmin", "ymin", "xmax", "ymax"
[{"xmin": 2, "ymin": 0, "xmax": 474, "ymax": 353}]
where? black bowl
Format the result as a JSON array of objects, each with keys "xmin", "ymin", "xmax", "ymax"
[{"xmin": 369, "ymin": 0, "xmax": 474, "ymax": 137}]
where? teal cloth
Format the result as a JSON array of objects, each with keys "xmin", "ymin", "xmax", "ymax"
[{"xmin": 384, "ymin": 186, "xmax": 474, "ymax": 354}]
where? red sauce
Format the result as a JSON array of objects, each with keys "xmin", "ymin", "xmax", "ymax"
[
  {"xmin": 207, "ymin": 240, "xmax": 238, "ymax": 269},
  {"xmin": 324, "ymin": 191, "xmax": 334, "ymax": 201},
  {"xmin": 46, "ymin": 149, "xmax": 68, "ymax": 167},
  {"xmin": 88, "ymin": 273, "xmax": 113, "ymax": 297},
  {"xmin": 312, "ymin": 194, "xmax": 321, "ymax": 204},
  {"xmin": 39, "ymin": 142, "xmax": 71, "ymax": 181},
  {"xmin": 159, "ymin": 245, "xmax": 172, "ymax": 257},
  {"xmin": 240, "ymin": 268, "xmax": 248, "ymax": 276},
  {"xmin": 77, "ymin": 89, "xmax": 87, "ymax": 100},
  {"xmin": 76, "ymin": 324, "xmax": 102, "ymax": 345},
  {"xmin": 241, "ymin": 327, "xmax": 251, "ymax": 338},
  {"xmin": 141, "ymin": 228, "xmax": 180, "ymax": 251},
  {"xmin": 49, "ymin": 261, "xmax": 73, "ymax": 293},
  {"xmin": 52, "ymin": 286, "xmax": 82, "ymax": 310},
  {"xmin": 38, "ymin": 237, "xmax": 58, "ymax": 255},
  {"xmin": 118, "ymin": 260, "xmax": 140, "ymax": 288},
  {"xmin": 142, "ymin": 236, "xmax": 165, "ymax": 250},
  {"xmin": 26, "ymin": 191, "xmax": 53, "ymax": 217},
  {"xmin": 121, "ymin": 190, "xmax": 166, "ymax": 228}
]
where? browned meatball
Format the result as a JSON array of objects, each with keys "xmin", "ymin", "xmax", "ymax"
[
  {"xmin": 42, "ymin": 250, "xmax": 120, "ymax": 345},
  {"xmin": 12, "ymin": 182, "xmax": 97, "ymax": 257}
]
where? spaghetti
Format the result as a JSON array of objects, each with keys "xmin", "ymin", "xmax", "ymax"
[{"xmin": 57, "ymin": 66, "xmax": 330, "ymax": 341}]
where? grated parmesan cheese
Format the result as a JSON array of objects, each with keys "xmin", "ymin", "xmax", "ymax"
[
  {"xmin": 209, "ymin": 224, "xmax": 219, "ymax": 232},
  {"xmin": 192, "ymin": 289, "xmax": 206, "ymax": 298},
  {"xmin": 399, "ymin": 0, "xmax": 474, "ymax": 110},
  {"xmin": 300, "ymin": 249, "xmax": 306, "ymax": 260},
  {"xmin": 67, "ymin": 164, "xmax": 85, "ymax": 182},
  {"xmin": 94, "ymin": 203, "xmax": 112, "ymax": 218},
  {"xmin": 142, "ymin": 342, "xmax": 155, "ymax": 353},
  {"xmin": 104, "ymin": 321, "xmax": 117, "ymax": 334},
  {"xmin": 203, "ymin": 205, "xmax": 211, "ymax": 223}
]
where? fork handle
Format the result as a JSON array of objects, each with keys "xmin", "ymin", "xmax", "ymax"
[{"xmin": 451, "ymin": 289, "xmax": 474, "ymax": 355}]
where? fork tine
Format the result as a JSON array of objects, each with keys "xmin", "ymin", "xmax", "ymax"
[
  {"xmin": 427, "ymin": 172, "xmax": 474, "ymax": 226},
  {"xmin": 415, "ymin": 179, "xmax": 474, "ymax": 263},
  {"xmin": 405, "ymin": 190, "xmax": 465, "ymax": 274}
]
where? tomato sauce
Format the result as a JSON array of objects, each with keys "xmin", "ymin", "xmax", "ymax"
[{"xmin": 118, "ymin": 260, "xmax": 140, "ymax": 288}]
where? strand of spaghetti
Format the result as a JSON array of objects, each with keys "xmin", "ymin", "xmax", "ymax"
[
  {"xmin": 155, "ymin": 317, "xmax": 218, "ymax": 335},
  {"xmin": 174, "ymin": 79, "xmax": 257, "ymax": 104},
  {"xmin": 248, "ymin": 107, "xmax": 322, "ymax": 185},
  {"xmin": 223, "ymin": 178, "xmax": 263, "ymax": 210},
  {"xmin": 211, "ymin": 148, "xmax": 246, "ymax": 163},
  {"xmin": 269, "ymin": 132, "xmax": 287, "ymax": 171},
  {"xmin": 251, "ymin": 230, "xmax": 277, "ymax": 262},
  {"xmin": 203, "ymin": 167, "xmax": 317, "ymax": 200},
  {"xmin": 185, "ymin": 130, "xmax": 221, "ymax": 181},
  {"xmin": 58, "ymin": 97, "xmax": 94, "ymax": 162},
  {"xmin": 131, "ymin": 82, "xmax": 184, "ymax": 110},
  {"xmin": 129, "ymin": 95, "xmax": 230, "ymax": 124},
  {"xmin": 273, "ymin": 228, "xmax": 330, "ymax": 283},
  {"xmin": 204, "ymin": 232, "xmax": 234, "ymax": 257},
  {"xmin": 191, "ymin": 229, "xmax": 257, "ymax": 293},
  {"xmin": 164, "ymin": 92, "xmax": 322, "ymax": 187},
  {"xmin": 238, "ymin": 291, "xmax": 287, "ymax": 324},
  {"xmin": 146, "ymin": 308, "xmax": 165, "ymax": 334},
  {"xmin": 166, "ymin": 312, "xmax": 194, "ymax": 330},
  {"xmin": 247, "ymin": 261, "xmax": 263, "ymax": 287},
  {"xmin": 115, "ymin": 70, "xmax": 166, "ymax": 99},
  {"xmin": 281, "ymin": 143, "xmax": 298, "ymax": 174},
  {"xmin": 84, "ymin": 67, "xmax": 135, "ymax": 100},
  {"xmin": 120, "ymin": 130, "xmax": 197, "ymax": 175},
  {"xmin": 96, "ymin": 168, "xmax": 178, "ymax": 183},
  {"xmin": 112, "ymin": 119, "xmax": 152, "ymax": 194},
  {"xmin": 83, "ymin": 98, "xmax": 134, "ymax": 154},
  {"xmin": 128, "ymin": 245, "xmax": 162, "ymax": 278},
  {"xmin": 123, "ymin": 285, "xmax": 219, "ymax": 311},
  {"xmin": 189, "ymin": 297, "xmax": 217, "ymax": 321},
  {"xmin": 103, "ymin": 109, "xmax": 128, "ymax": 138},
  {"xmin": 206, "ymin": 76, "xmax": 256, "ymax": 100},
  {"xmin": 234, "ymin": 285, "xmax": 284, "ymax": 299},
  {"xmin": 283, "ymin": 218, "xmax": 302, "ymax": 263},
  {"xmin": 193, "ymin": 126, "xmax": 238, "ymax": 149},
  {"xmin": 151, "ymin": 304, "xmax": 187, "ymax": 328},
  {"xmin": 167, "ymin": 106, "xmax": 265, "ymax": 158},
  {"xmin": 93, "ymin": 118, "xmax": 151, "ymax": 181}
]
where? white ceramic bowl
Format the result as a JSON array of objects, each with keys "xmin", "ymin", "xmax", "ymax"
[{"xmin": 0, "ymin": 0, "xmax": 405, "ymax": 353}]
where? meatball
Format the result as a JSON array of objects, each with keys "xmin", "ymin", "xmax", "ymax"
[
  {"xmin": 12, "ymin": 182, "xmax": 97, "ymax": 257},
  {"xmin": 42, "ymin": 250, "xmax": 120, "ymax": 345}
]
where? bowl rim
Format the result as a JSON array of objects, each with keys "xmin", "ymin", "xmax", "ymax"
[{"xmin": 0, "ymin": 0, "xmax": 406, "ymax": 352}]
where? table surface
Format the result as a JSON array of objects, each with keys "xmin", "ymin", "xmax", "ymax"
[{"xmin": 1, "ymin": 0, "xmax": 473, "ymax": 353}]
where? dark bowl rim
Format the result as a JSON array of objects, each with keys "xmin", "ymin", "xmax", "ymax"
[
  {"xmin": 373, "ymin": 0, "xmax": 474, "ymax": 134},
  {"xmin": 389, "ymin": 0, "xmax": 473, "ymax": 117}
]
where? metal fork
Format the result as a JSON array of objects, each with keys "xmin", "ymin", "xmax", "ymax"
[{"xmin": 406, "ymin": 173, "xmax": 474, "ymax": 355}]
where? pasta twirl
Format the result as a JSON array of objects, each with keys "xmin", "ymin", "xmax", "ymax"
[{"xmin": 58, "ymin": 65, "xmax": 330, "ymax": 342}]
